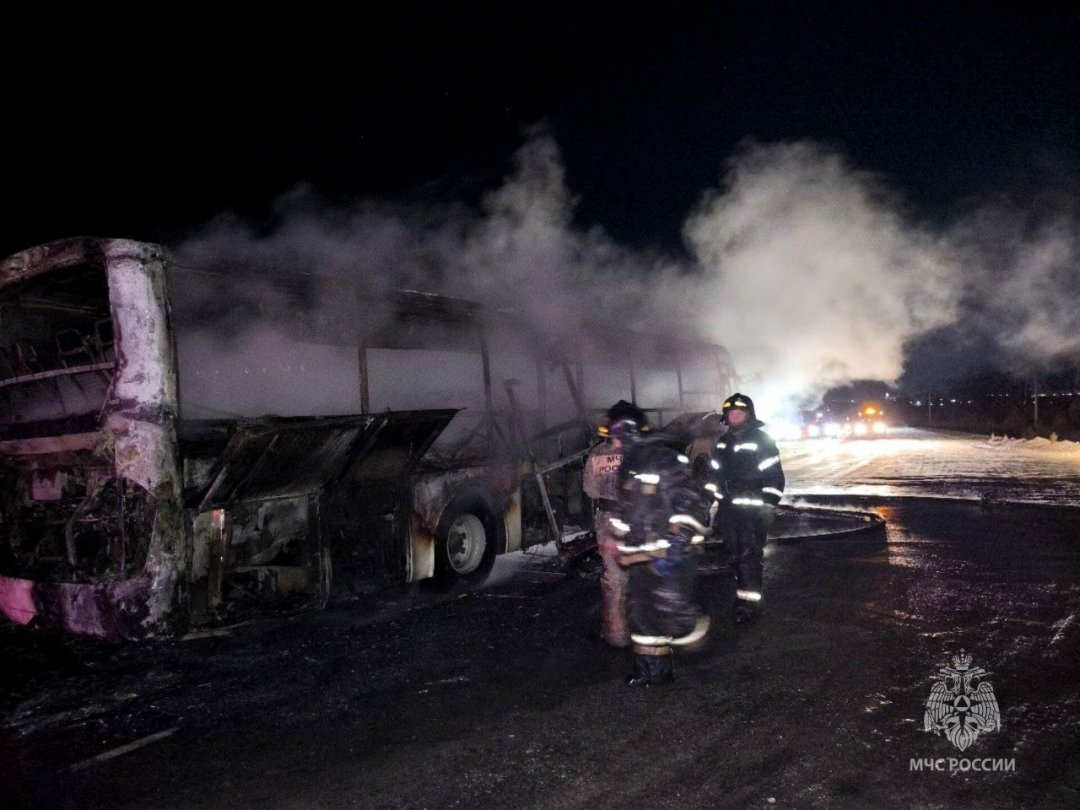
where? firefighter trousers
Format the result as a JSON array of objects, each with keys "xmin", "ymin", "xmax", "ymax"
[
  {"xmin": 716, "ymin": 505, "xmax": 768, "ymax": 608},
  {"xmin": 596, "ymin": 509, "xmax": 629, "ymax": 647},
  {"xmin": 627, "ymin": 554, "xmax": 701, "ymax": 652}
]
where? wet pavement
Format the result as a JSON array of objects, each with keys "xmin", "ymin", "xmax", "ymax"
[{"xmin": 3, "ymin": 434, "xmax": 1080, "ymax": 809}]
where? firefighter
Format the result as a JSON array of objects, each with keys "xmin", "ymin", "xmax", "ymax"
[
  {"xmin": 583, "ymin": 400, "xmax": 640, "ymax": 647},
  {"xmin": 611, "ymin": 414, "xmax": 711, "ymax": 686},
  {"xmin": 707, "ymin": 392, "xmax": 785, "ymax": 624}
]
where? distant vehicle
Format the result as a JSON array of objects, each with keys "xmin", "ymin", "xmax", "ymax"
[
  {"xmin": 841, "ymin": 403, "xmax": 889, "ymax": 438},
  {"xmin": 768, "ymin": 408, "xmax": 841, "ymax": 441},
  {"xmin": 799, "ymin": 409, "xmax": 842, "ymax": 439}
]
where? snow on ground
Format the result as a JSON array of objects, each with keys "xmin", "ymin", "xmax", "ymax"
[
  {"xmin": 779, "ymin": 427, "xmax": 1080, "ymax": 507},
  {"xmin": 988, "ymin": 434, "xmax": 1080, "ymax": 455}
]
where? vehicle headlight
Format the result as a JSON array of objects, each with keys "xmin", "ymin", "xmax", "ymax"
[
  {"xmin": 806, "ymin": 424, "xmax": 821, "ymax": 437},
  {"xmin": 854, "ymin": 422, "xmax": 869, "ymax": 436}
]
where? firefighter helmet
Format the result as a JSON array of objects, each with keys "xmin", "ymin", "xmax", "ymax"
[
  {"xmin": 599, "ymin": 399, "xmax": 649, "ymax": 437},
  {"xmin": 720, "ymin": 392, "xmax": 756, "ymax": 425}
]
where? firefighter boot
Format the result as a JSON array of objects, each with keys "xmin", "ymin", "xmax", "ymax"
[
  {"xmin": 648, "ymin": 653, "xmax": 675, "ymax": 686},
  {"xmin": 626, "ymin": 653, "xmax": 674, "ymax": 687},
  {"xmin": 734, "ymin": 601, "xmax": 759, "ymax": 625}
]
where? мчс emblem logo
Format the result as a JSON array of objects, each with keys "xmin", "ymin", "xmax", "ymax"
[{"xmin": 923, "ymin": 651, "xmax": 1001, "ymax": 751}]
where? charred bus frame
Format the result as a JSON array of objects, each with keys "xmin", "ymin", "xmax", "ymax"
[{"xmin": 0, "ymin": 237, "xmax": 734, "ymax": 638}]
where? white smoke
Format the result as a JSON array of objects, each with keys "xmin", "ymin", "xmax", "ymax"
[
  {"xmin": 173, "ymin": 129, "xmax": 1079, "ymax": 424},
  {"xmin": 174, "ymin": 127, "xmax": 672, "ymax": 364},
  {"xmin": 683, "ymin": 141, "xmax": 958, "ymax": 418},
  {"xmin": 946, "ymin": 203, "xmax": 1080, "ymax": 375}
]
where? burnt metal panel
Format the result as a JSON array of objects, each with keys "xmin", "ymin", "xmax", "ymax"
[
  {"xmin": 0, "ymin": 237, "xmax": 109, "ymax": 288},
  {"xmin": 196, "ymin": 410, "xmax": 457, "ymax": 509},
  {"xmin": 325, "ymin": 482, "xmax": 409, "ymax": 591},
  {"xmin": 0, "ymin": 572, "xmax": 152, "ymax": 640}
]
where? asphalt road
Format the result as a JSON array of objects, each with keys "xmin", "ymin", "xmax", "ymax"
[{"xmin": 2, "ymin": 432, "xmax": 1080, "ymax": 809}]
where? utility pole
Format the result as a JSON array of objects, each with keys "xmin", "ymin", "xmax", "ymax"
[{"xmin": 1033, "ymin": 376, "xmax": 1039, "ymax": 426}]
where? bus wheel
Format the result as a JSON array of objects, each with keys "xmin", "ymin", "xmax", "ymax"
[{"xmin": 433, "ymin": 502, "xmax": 497, "ymax": 589}]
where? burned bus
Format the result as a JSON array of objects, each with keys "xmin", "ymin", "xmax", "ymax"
[{"xmin": 0, "ymin": 237, "xmax": 735, "ymax": 638}]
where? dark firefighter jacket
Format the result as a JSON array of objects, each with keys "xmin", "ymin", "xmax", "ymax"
[
  {"xmin": 614, "ymin": 433, "xmax": 710, "ymax": 549},
  {"xmin": 707, "ymin": 421, "xmax": 785, "ymax": 507}
]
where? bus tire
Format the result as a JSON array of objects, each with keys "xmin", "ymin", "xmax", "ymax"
[{"xmin": 432, "ymin": 498, "xmax": 498, "ymax": 589}]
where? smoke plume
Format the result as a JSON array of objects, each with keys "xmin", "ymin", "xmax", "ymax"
[
  {"xmin": 683, "ymin": 141, "xmax": 958, "ymax": 415},
  {"xmin": 173, "ymin": 128, "xmax": 1080, "ymax": 423},
  {"xmin": 949, "ymin": 202, "xmax": 1080, "ymax": 373}
]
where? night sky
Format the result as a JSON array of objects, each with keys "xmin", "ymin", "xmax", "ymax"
[{"xmin": 4, "ymin": 4, "xmax": 1079, "ymax": 391}]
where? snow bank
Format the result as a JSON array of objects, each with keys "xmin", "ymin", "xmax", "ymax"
[{"xmin": 986, "ymin": 435, "xmax": 1080, "ymax": 455}]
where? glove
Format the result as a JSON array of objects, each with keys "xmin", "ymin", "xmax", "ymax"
[{"xmin": 651, "ymin": 533, "xmax": 687, "ymax": 576}]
